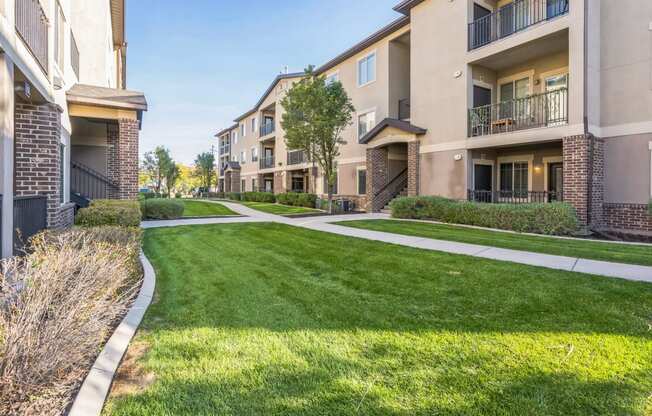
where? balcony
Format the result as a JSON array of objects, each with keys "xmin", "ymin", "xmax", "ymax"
[
  {"xmin": 398, "ymin": 99, "xmax": 410, "ymax": 121},
  {"xmin": 15, "ymin": 0, "xmax": 49, "ymax": 73},
  {"xmin": 468, "ymin": 0, "xmax": 569, "ymax": 51},
  {"xmin": 287, "ymin": 150, "xmax": 306, "ymax": 166},
  {"xmin": 468, "ymin": 190, "xmax": 562, "ymax": 204},
  {"xmin": 219, "ymin": 145, "xmax": 230, "ymax": 156},
  {"xmin": 260, "ymin": 120, "xmax": 275, "ymax": 137},
  {"xmin": 260, "ymin": 155, "xmax": 275, "ymax": 170},
  {"xmin": 468, "ymin": 88, "xmax": 567, "ymax": 137}
]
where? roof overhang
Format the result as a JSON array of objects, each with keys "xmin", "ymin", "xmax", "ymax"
[
  {"xmin": 393, "ymin": 0, "xmax": 426, "ymax": 15},
  {"xmin": 234, "ymin": 72, "xmax": 304, "ymax": 122},
  {"xmin": 359, "ymin": 118, "xmax": 427, "ymax": 145},
  {"xmin": 110, "ymin": 0, "xmax": 125, "ymax": 46},
  {"xmin": 215, "ymin": 124, "xmax": 238, "ymax": 138},
  {"xmin": 67, "ymin": 84, "xmax": 148, "ymax": 111}
]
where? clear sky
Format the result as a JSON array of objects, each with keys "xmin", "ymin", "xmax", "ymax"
[{"xmin": 126, "ymin": 0, "xmax": 401, "ymax": 165}]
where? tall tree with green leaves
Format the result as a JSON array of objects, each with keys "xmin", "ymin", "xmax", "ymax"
[
  {"xmin": 194, "ymin": 152, "xmax": 216, "ymax": 191},
  {"xmin": 165, "ymin": 163, "xmax": 181, "ymax": 197},
  {"xmin": 281, "ymin": 67, "xmax": 355, "ymax": 213},
  {"xmin": 142, "ymin": 146, "xmax": 174, "ymax": 194}
]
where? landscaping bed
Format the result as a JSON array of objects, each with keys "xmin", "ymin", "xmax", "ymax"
[
  {"xmin": 335, "ymin": 219, "xmax": 652, "ymax": 266},
  {"xmin": 105, "ymin": 223, "xmax": 652, "ymax": 415}
]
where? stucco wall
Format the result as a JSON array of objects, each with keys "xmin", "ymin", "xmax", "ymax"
[{"xmin": 603, "ymin": 134, "xmax": 652, "ymax": 204}]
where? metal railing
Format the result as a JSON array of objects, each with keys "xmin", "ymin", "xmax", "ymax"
[
  {"xmin": 372, "ymin": 168, "xmax": 408, "ymax": 211},
  {"xmin": 219, "ymin": 145, "xmax": 230, "ymax": 156},
  {"xmin": 13, "ymin": 195, "xmax": 47, "ymax": 253},
  {"xmin": 260, "ymin": 156, "xmax": 275, "ymax": 170},
  {"xmin": 260, "ymin": 121, "xmax": 275, "ymax": 137},
  {"xmin": 71, "ymin": 32, "xmax": 80, "ymax": 79},
  {"xmin": 399, "ymin": 98, "xmax": 410, "ymax": 120},
  {"xmin": 468, "ymin": 190, "xmax": 563, "ymax": 204},
  {"xmin": 71, "ymin": 161, "xmax": 118, "ymax": 200},
  {"xmin": 287, "ymin": 150, "xmax": 306, "ymax": 166},
  {"xmin": 16, "ymin": 0, "xmax": 49, "ymax": 73},
  {"xmin": 468, "ymin": 0, "xmax": 569, "ymax": 50},
  {"xmin": 468, "ymin": 88, "xmax": 568, "ymax": 137}
]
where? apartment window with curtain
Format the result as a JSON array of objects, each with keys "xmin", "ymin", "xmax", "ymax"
[
  {"xmin": 251, "ymin": 117, "xmax": 257, "ymax": 134},
  {"xmin": 500, "ymin": 162, "xmax": 529, "ymax": 197},
  {"xmin": 251, "ymin": 147, "xmax": 258, "ymax": 162},
  {"xmin": 357, "ymin": 52, "xmax": 376, "ymax": 87},
  {"xmin": 357, "ymin": 169, "xmax": 367, "ymax": 195},
  {"xmin": 54, "ymin": 1, "xmax": 65, "ymax": 71},
  {"xmin": 358, "ymin": 111, "xmax": 376, "ymax": 139}
]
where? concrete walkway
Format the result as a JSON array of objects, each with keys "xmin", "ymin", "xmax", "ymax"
[{"xmin": 145, "ymin": 200, "xmax": 652, "ymax": 284}]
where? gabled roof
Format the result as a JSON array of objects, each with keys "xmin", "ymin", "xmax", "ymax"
[
  {"xmin": 215, "ymin": 124, "xmax": 238, "ymax": 138},
  {"xmin": 359, "ymin": 118, "xmax": 426, "ymax": 144},
  {"xmin": 66, "ymin": 84, "xmax": 147, "ymax": 111},
  {"xmin": 225, "ymin": 161, "xmax": 241, "ymax": 171},
  {"xmin": 315, "ymin": 16, "xmax": 410, "ymax": 75},
  {"xmin": 234, "ymin": 72, "xmax": 304, "ymax": 122},
  {"xmin": 110, "ymin": 0, "xmax": 125, "ymax": 46},
  {"xmin": 393, "ymin": 0, "xmax": 426, "ymax": 15}
]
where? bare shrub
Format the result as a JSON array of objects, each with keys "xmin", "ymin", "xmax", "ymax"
[{"xmin": 0, "ymin": 227, "xmax": 142, "ymax": 416}]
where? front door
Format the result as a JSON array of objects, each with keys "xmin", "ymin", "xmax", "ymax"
[
  {"xmin": 474, "ymin": 164, "xmax": 493, "ymax": 202},
  {"xmin": 264, "ymin": 179, "xmax": 273, "ymax": 193},
  {"xmin": 548, "ymin": 163, "xmax": 563, "ymax": 201}
]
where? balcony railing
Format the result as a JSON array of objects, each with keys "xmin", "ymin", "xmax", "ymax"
[
  {"xmin": 468, "ymin": 0, "xmax": 569, "ymax": 50},
  {"xmin": 71, "ymin": 32, "xmax": 80, "ymax": 79},
  {"xmin": 260, "ymin": 121, "xmax": 275, "ymax": 137},
  {"xmin": 287, "ymin": 150, "xmax": 306, "ymax": 166},
  {"xmin": 399, "ymin": 98, "xmax": 410, "ymax": 120},
  {"xmin": 13, "ymin": 195, "xmax": 47, "ymax": 253},
  {"xmin": 219, "ymin": 145, "xmax": 230, "ymax": 156},
  {"xmin": 468, "ymin": 190, "xmax": 563, "ymax": 204},
  {"xmin": 468, "ymin": 88, "xmax": 568, "ymax": 137},
  {"xmin": 16, "ymin": 0, "xmax": 49, "ymax": 73},
  {"xmin": 260, "ymin": 156, "xmax": 275, "ymax": 170}
]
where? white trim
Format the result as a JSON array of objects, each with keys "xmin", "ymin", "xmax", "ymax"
[
  {"xmin": 357, "ymin": 50, "xmax": 377, "ymax": 88},
  {"xmin": 471, "ymin": 159, "xmax": 495, "ymax": 191},
  {"xmin": 590, "ymin": 121, "xmax": 652, "ymax": 138},
  {"xmin": 357, "ymin": 107, "xmax": 377, "ymax": 141},
  {"xmin": 496, "ymin": 154, "xmax": 534, "ymax": 193},
  {"xmin": 542, "ymin": 156, "xmax": 563, "ymax": 192},
  {"xmin": 325, "ymin": 70, "xmax": 340, "ymax": 85},
  {"xmin": 539, "ymin": 67, "xmax": 569, "ymax": 88},
  {"xmin": 498, "ymin": 69, "xmax": 535, "ymax": 99},
  {"xmin": 337, "ymin": 157, "xmax": 367, "ymax": 165}
]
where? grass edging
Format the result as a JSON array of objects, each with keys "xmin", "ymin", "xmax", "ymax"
[{"xmin": 68, "ymin": 251, "xmax": 157, "ymax": 416}]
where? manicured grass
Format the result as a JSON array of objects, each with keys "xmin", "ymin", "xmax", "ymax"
[
  {"xmin": 105, "ymin": 223, "xmax": 652, "ymax": 416},
  {"xmin": 334, "ymin": 219, "xmax": 652, "ymax": 267},
  {"xmin": 181, "ymin": 200, "xmax": 238, "ymax": 217},
  {"xmin": 239, "ymin": 201, "xmax": 322, "ymax": 216}
]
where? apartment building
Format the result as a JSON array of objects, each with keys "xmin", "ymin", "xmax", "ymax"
[
  {"xmin": 216, "ymin": 0, "xmax": 652, "ymax": 236},
  {"xmin": 0, "ymin": 0, "xmax": 147, "ymax": 257}
]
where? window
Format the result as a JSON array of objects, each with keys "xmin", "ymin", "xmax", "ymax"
[
  {"xmin": 357, "ymin": 52, "xmax": 376, "ymax": 87},
  {"xmin": 241, "ymin": 179, "xmax": 246, "ymax": 192},
  {"xmin": 291, "ymin": 176, "xmax": 305, "ymax": 193},
  {"xmin": 500, "ymin": 162, "xmax": 529, "ymax": 197},
  {"xmin": 240, "ymin": 124, "xmax": 245, "ymax": 137},
  {"xmin": 358, "ymin": 111, "xmax": 376, "ymax": 139},
  {"xmin": 54, "ymin": 2, "xmax": 65, "ymax": 70},
  {"xmin": 251, "ymin": 117, "xmax": 257, "ymax": 134},
  {"xmin": 325, "ymin": 72, "xmax": 339, "ymax": 85},
  {"xmin": 323, "ymin": 171, "xmax": 338, "ymax": 195},
  {"xmin": 252, "ymin": 178, "xmax": 257, "ymax": 192},
  {"xmin": 357, "ymin": 169, "xmax": 367, "ymax": 195},
  {"xmin": 240, "ymin": 150, "xmax": 246, "ymax": 164},
  {"xmin": 232, "ymin": 131, "xmax": 238, "ymax": 144},
  {"xmin": 59, "ymin": 143, "xmax": 65, "ymax": 203},
  {"xmin": 251, "ymin": 147, "xmax": 258, "ymax": 162}
]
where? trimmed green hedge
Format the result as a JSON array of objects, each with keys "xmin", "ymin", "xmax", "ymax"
[
  {"xmin": 226, "ymin": 192, "xmax": 242, "ymax": 201},
  {"xmin": 140, "ymin": 199, "xmax": 185, "ymax": 220},
  {"xmin": 276, "ymin": 193, "xmax": 317, "ymax": 208},
  {"xmin": 390, "ymin": 196, "xmax": 579, "ymax": 236},
  {"xmin": 75, "ymin": 200, "xmax": 141, "ymax": 227},
  {"xmin": 648, "ymin": 200, "xmax": 652, "ymax": 215},
  {"xmin": 242, "ymin": 192, "xmax": 276, "ymax": 203}
]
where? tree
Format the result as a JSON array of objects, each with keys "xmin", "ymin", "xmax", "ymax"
[
  {"xmin": 165, "ymin": 163, "xmax": 181, "ymax": 197},
  {"xmin": 194, "ymin": 152, "xmax": 216, "ymax": 191},
  {"xmin": 142, "ymin": 146, "xmax": 173, "ymax": 194},
  {"xmin": 281, "ymin": 67, "xmax": 355, "ymax": 213}
]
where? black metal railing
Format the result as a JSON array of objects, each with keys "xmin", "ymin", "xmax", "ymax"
[
  {"xmin": 399, "ymin": 98, "xmax": 410, "ymax": 120},
  {"xmin": 373, "ymin": 168, "xmax": 408, "ymax": 211},
  {"xmin": 287, "ymin": 150, "xmax": 306, "ymax": 166},
  {"xmin": 468, "ymin": 88, "xmax": 568, "ymax": 137},
  {"xmin": 71, "ymin": 161, "xmax": 118, "ymax": 200},
  {"xmin": 468, "ymin": 0, "xmax": 569, "ymax": 50},
  {"xmin": 16, "ymin": 0, "xmax": 49, "ymax": 73},
  {"xmin": 260, "ymin": 121, "xmax": 275, "ymax": 136},
  {"xmin": 260, "ymin": 156, "xmax": 275, "ymax": 170},
  {"xmin": 13, "ymin": 195, "xmax": 47, "ymax": 252},
  {"xmin": 71, "ymin": 32, "xmax": 80, "ymax": 79},
  {"xmin": 468, "ymin": 189, "xmax": 563, "ymax": 204}
]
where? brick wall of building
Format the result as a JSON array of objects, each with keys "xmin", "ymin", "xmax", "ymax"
[
  {"xmin": 603, "ymin": 204, "xmax": 652, "ymax": 234},
  {"xmin": 407, "ymin": 141, "xmax": 419, "ymax": 197},
  {"xmin": 107, "ymin": 119, "xmax": 139, "ymax": 200},
  {"xmin": 366, "ymin": 147, "xmax": 388, "ymax": 212}
]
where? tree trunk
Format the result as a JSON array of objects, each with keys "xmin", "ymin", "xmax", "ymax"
[{"xmin": 327, "ymin": 191, "xmax": 333, "ymax": 214}]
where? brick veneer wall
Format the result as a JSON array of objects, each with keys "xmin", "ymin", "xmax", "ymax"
[
  {"xmin": 407, "ymin": 141, "xmax": 420, "ymax": 197},
  {"xmin": 14, "ymin": 102, "xmax": 64, "ymax": 228},
  {"xmin": 55, "ymin": 203, "xmax": 76, "ymax": 230},
  {"xmin": 106, "ymin": 119, "xmax": 139, "ymax": 199},
  {"xmin": 562, "ymin": 134, "xmax": 604, "ymax": 230},
  {"xmin": 227, "ymin": 169, "xmax": 241, "ymax": 193},
  {"xmin": 274, "ymin": 171, "xmax": 284, "ymax": 194},
  {"xmin": 603, "ymin": 204, "xmax": 652, "ymax": 233},
  {"xmin": 366, "ymin": 147, "xmax": 388, "ymax": 212}
]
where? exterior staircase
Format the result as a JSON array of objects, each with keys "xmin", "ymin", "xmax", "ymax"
[{"xmin": 381, "ymin": 186, "xmax": 408, "ymax": 214}]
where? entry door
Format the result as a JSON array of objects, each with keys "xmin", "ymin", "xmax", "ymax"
[
  {"xmin": 264, "ymin": 179, "xmax": 273, "ymax": 193},
  {"xmin": 545, "ymin": 74, "xmax": 568, "ymax": 126},
  {"xmin": 474, "ymin": 164, "xmax": 493, "ymax": 202},
  {"xmin": 548, "ymin": 163, "xmax": 563, "ymax": 201},
  {"xmin": 500, "ymin": 78, "xmax": 530, "ymax": 121},
  {"xmin": 472, "ymin": 86, "xmax": 492, "ymax": 135}
]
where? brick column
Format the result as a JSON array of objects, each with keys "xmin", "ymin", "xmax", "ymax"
[
  {"xmin": 107, "ymin": 119, "xmax": 140, "ymax": 200},
  {"xmin": 14, "ymin": 102, "xmax": 64, "ymax": 228},
  {"xmin": 407, "ymin": 141, "xmax": 420, "ymax": 197},
  {"xmin": 366, "ymin": 147, "xmax": 389, "ymax": 212},
  {"xmin": 274, "ymin": 171, "xmax": 284, "ymax": 194},
  {"xmin": 229, "ymin": 169, "xmax": 241, "ymax": 193},
  {"xmin": 563, "ymin": 134, "xmax": 604, "ymax": 231}
]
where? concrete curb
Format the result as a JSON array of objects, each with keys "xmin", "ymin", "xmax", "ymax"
[{"xmin": 68, "ymin": 251, "xmax": 156, "ymax": 416}]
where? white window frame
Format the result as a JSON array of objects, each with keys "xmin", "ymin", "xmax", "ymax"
[
  {"xmin": 325, "ymin": 70, "xmax": 340, "ymax": 85},
  {"xmin": 251, "ymin": 117, "xmax": 257, "ymax": 135},
  {"xmin": 357, "ymin": 51, "xmax": 377, "ymax": 88},
  {"xmin": 356, "ymin": 166, "xmax": 367, "ymax": 196},
  {"xmin": 241, "ymin": 150, "xmax": 246, "ymax": 164},
  {"xmin": 240, "ymin": 123, "xmax": 246, "ymax": 137},
  {"xmin": 357, "ymin": 108, "xmax": 377, "ymax": 140},
  {"xmin": 232, "ymin": 131, "xmax": 238, "ymax": 144}
]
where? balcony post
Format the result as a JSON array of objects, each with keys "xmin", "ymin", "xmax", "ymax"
[{"xmin": 0, "ymin": 53, "xmax": 14, "ymax": 257}]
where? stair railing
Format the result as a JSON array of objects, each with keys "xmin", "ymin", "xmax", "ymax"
[
  {"xmin": 373, "ymin": 168, "xmax": 408, "ymax": 211},
  {"xmin": 71, "ymin": 161, "xmax": 119, "ymax": 200}
]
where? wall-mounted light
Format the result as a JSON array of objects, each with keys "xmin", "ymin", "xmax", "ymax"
[
  {"xmin": 454, "ymin": 154, "xmax": 463, "ymax": 161},
  {"xmin": 453, "ymin": 70, "xmax": 463, "ymax": 79},
  {"xmin": 534, "ymin": 165, "xmax": 542, "ymax": 173}
]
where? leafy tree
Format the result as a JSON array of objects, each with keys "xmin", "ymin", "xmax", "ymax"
[
  {"xmin": 194, "ymin": 152, "xmax": 216, "ymax": 191},
  {"xmin": 176, "ymin": 164, "xmax": 201, "ymax": 195},
  {"xmin": 281, "ymin": 67, "xmax": 355, "ymax": 213},
  {"xmin": 142, "ymin": 146, "xmax": 174, "ymax": 194},
  {"xmin": 165, "ymin": 163, "xmax": 181, "ymax": 198}
]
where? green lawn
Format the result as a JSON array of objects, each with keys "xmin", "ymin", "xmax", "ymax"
[
  {"xmin": 238, "ymin": 201, "xmax": 322, "ymax": 216},
  {"xmin": 181, "ymin": 200, "xmax": 238, "ymax": 217},
  {"xmin": 334, "ymin": 219, "xmax": 652, "ymax": 267},
  {"xmin": 104, "ymin": 223, "xmax": 652, "ymax": 416}
]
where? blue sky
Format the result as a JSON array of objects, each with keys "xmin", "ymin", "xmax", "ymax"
[{"xmin": 127, "ymin": 0, "xmax": 401, "ymax": 165}]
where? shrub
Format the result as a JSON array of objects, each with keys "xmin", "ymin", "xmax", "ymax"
[
  {"xmin": 390, "ymin": 196, "xmax": 579, "ymax": 236},
  {"xmin": 0, "ymin": 227, "xmax": 142, "ymax": 415},
  {"xmin": 296, "ymin": 193, "xmax": 317, "ymax": 208},
  {"xmin": 648, "ymin": 199, "xmax": 652, "ymax": 216},
  {"xmin": 175, "ymin": 193, "xmax": 182, "ymax": 199},
  {"xmin": 226, "ymin": 192, "xmax": 242, "ymax": 201},
  {"xmin": 140, "ymin": 199, "xmax": 185, "ymax": 220},
  {"xmin": 75, "ymin": 199, "xmax": 141, "ymax": 227},
  {"xmin": 276, "ymin": 192, "xmax": 317, "ymax": 208},
  {"xmin": 140, "ymin": 192, "xmax": 161, "ymax": 200},
  {"xmin": 276, "ymin": 193, "xmax": 289, "ymax": 205},
  {"xmin": 242, "ymin": 192, "xmax": 276, "ymax": 203}
]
